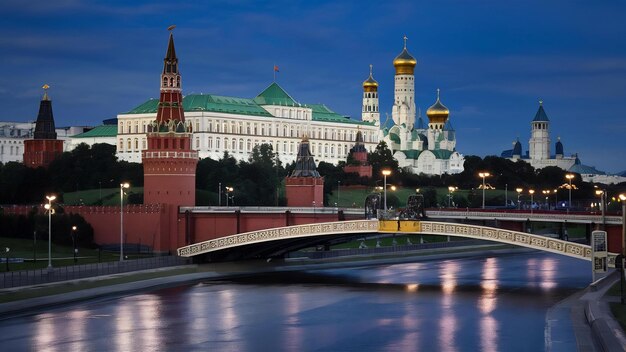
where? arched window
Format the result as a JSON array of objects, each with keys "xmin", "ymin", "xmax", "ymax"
[
  {"xmin": 119, "ymin": 140, "xmax": 123, "ymax": 150},
  {"xmin": 208, "ymin": 137, "xmax": 213, "ymax": 149},
  {"xmin": 134, "ymin": 138, "xmax": 139, "ymax": 150},
  {"xmin": 127, "ymin": 139, "xmax": 131, "ymax": 149},
  {"xmin": 239, "ymin": 139, "xmax": 243, "ymax": 150},
  {"xmin": 216, "ymin": 138, "xmax": 221, "ymax": 149}
]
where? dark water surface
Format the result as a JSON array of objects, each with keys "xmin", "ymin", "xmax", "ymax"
[{"xmin": 0, "ymin": 252, "xmax": 591, "ymax": 351}]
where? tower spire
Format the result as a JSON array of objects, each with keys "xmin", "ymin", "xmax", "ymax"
[
  {"xmin": 403, "ymin": 35, "xmax": 408, "ymax": 49},
  {"xmin": 42, "ymin": 84, "xmax": 50, "ymax": 101}
]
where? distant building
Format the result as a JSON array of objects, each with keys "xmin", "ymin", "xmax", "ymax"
[
  {"xmin": 501, "ymin": 101, "xmax": 626, "ymax": 184},
  {"xmin": 343, "ymin": 130, "xmax": 372, "ymax": 178},
  {"xmin": 23, "ymin": 86, "xmax": 65, "ymax": 168}
]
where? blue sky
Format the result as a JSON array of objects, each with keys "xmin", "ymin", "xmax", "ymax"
[{"xmin": 1, "ymin": 0, "xmax": 625, "ymax": 173}]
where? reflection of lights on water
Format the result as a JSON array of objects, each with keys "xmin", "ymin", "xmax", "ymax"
[
  {"xmin": 115, "ymin": 302, "xmax": 134, "ymax": 351},
  {"xmin": 439, "ymin": 314, "xmax": 457, "ymax": 352},
  {"xmin": 68, "ymin": 310, "xmax": 88, "ymax": 352},
  {"xmin": 34, "ymin": 313, "xmax": 57, "ymax": 352},
  {"xmin": 440, "ymin": 261, "xmax": 459, "ymax": 295},
  {"xmin": 137, "ymin": 294, "xmax": 162, "ymax": 350},
  {"xmin": 540, "ymin": 258, "xmax": 557, "ymax": 290},
  {"xmin": 526, "ymin": 257, "xmax": 557, "ymax": 290},
  {"xmin": 218, "ymin": 289, "xmax": 240, "ymax": 341},
  {"xmin": 405, "ymin": 283, "xmax": 419, "ymax": 292},
  {"xmin": 480, "ymin": 315, "xmax": 499, "ymax": 352},
  {"xmin": 283, "ymin": 292, "xmax": 303, "ymax": 352},
  {"xmin": 480, "ymin": 257, "xmax": 499, "ymax": 315},
  {"xmin": 188, "ymin": 291, "xmax": 209, "ymax": 345}
]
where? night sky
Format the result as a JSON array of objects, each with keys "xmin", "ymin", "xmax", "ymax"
[{"xmin": 1, "ymin": 1, "xmax": 625, "ymax": 173}]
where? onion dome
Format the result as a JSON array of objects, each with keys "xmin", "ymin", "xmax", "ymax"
[
  {"xmin": 362, "ymin": 64, "xmax": 378, "ymax": 92},
  {"xmin": 426, "ymin": 89, "xmax": 449, "ymax": 125},
  {"xmin": 393, "ymin": 35, "xmax": 417, "ymax": 75}
]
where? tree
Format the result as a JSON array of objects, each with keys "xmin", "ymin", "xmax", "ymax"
[{"xmin": 368, "ymin": 141, "xmax": 399, "ymax": 180}]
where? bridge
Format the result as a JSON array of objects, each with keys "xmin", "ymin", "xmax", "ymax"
[{"xmin": 177, "ymin": 219, "xmax": 619, "ymax": 267}]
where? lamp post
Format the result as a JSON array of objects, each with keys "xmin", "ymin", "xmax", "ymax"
[
  {"xmin": 529, "ymin": 189, "xmax": 535, "ymax": 214},
  {"xmin": 218, "ymin": 182, "xmax": 221, "ymax": 206},
  {"xmin": 448, "ymin": 186, "xmax": 457, "ymax": 208},
  {"xmin": 382, "ymin": 169, "xmax": 391, "ymax": 211},
  {"xmin": 565, "ymin": 174, "xmax": 575, "ymax": 207},
  {"xmin": 71, "ymin": 226, "xmax": 78, "ymax": 263},
  {"xmin": 337, "ymin": 181, "xmax": 341, "ymax": 208},
  {"xmin": 619, "ymin": 194, "xmax": 626, "ymax": 256},
  {"xmin": 225, "ymin": 187, "xmax": 234, "ymax": 206},
  {"xmin": 542, "ymin": 190, "xmax": 550, "ymax": 209},
  {"xmin": 44, "ymin": 195, "xmax": 56, "ymax": 270},
  {"xmin": 478, "ymin": 172, "xmax": 490, "ymax": 209},
  {"xmin": 120, "ymin": 182, "xmax": 129, "ymax": 262},
  {"xmin": 516, "ymin": 188, "xmax": 523, "ymax": 210},
  {"xmin": 595, "ymin": 189, "xmax": 606, "ymax": 230}
]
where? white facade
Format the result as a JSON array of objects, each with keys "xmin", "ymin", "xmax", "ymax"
[
  {"xmin": 391, "ymin": 73, "xmax": 416, "ymax": 130},
  {"xmin": 529, "ymin": 120, "xmax": 550, "ymax": 160},
  {"xmin": 116, "ymin": 103, "xmax": 379, "ymax": 165}
]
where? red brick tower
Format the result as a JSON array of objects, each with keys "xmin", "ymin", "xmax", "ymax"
[
  {"xmin": 285, "ymin": 135, "xmax": 324, "ymax": 207},
  {"xmin": 23, "ymin": 85, "xmax": 64, "ymax": 168},
  {"xmin": 343, "ymin": 129, "xmax": 372, "ymax": 178},
  {"xmin": 142, "ymin": 27, "xmax": 198, "ymax": 248}
]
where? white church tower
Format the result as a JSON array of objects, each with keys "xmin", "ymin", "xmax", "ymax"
[
  {"xmin": 361, "ymin": 64, "xmax": 380, "ymax": 126},
  {"xmin": 529, "ymin": 100, "xmax": 550, "ymax": 161},
  {"xmin": 391, "ymin": 36, "xmax": 417, "ymax": 130}
]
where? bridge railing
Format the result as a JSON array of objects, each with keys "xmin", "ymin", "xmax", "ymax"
[{"xmin": 425, "ymin": 209, "xmax": 622, "ymax": 224}]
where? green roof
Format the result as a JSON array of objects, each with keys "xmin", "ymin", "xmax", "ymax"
[
  {"xmin": 389, "ymin": 132, "xmax": 401, "ymax": 144},
  {"xmin": 253, "ymin": 82, "xmax": 298, "ymax": 106},
  {"xmin": 430, "ymin": 150, "xmax": 454, "ymax": 159},
  {"xmin": 73, "ymin": 125, "xmax": 117, "ymax": 138},
  {"xmin": 402, "ymin": 150, "xmax": 421, "ymax": 159},
  {"xmin": 124, "ymin": 83, "xmax": 374, "ymax": 126}
]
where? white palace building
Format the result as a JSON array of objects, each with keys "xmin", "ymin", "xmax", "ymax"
[{"xmin": 116, "ymin": 82, "xmax": 379, "ymax": 165}]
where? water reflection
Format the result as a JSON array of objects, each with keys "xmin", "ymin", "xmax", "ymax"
[
  {"xmin": 439, "ymin": 260, "xmax": 459, "ymax": 351},
  {"xmin": 479, "ymin": 257, "xmax": 498, "ymax": 314},
  {"xmin": 283, "ymin": 292, "xmax": 303, "ymax": 352},
  {"xmin": 6, "ymin": 253, "xmax": 590, "ymax": 352},
  {"xmin": 34, "ymin": 313, "xmax": 57, "ymax": 352}
]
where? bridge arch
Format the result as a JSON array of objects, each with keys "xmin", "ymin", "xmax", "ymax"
[{"xmin": 178, "ymin": 219, "xmax": 617, "ymax": 266}]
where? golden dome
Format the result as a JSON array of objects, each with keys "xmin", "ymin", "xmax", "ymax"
[
  {"xmin": 393, "ymin": 36, "xmax": 417, "ymax": 75},
  {"xmin": 362, "ymin": 64, "xmax": 378, "ymax": 92},
  {"xmin": 426, "ymin": 89, "xmax": 449, "ymax": 124}
]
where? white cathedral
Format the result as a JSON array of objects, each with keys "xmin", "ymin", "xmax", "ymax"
[{"xmin": 362, "ymin": 37, "xmax": 465, "ymax": 175}]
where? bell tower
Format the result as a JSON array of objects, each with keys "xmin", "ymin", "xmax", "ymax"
[{"xmin": 142, "ymin": 26, "xmax": 198, "ymax": 248}]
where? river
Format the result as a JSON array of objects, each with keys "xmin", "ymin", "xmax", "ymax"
[{"xmin": 0, "ymin": 251, "xmax": 591, "ymax": 351}]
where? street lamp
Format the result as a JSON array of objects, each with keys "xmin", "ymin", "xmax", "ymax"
[
  {"xmin": 44, "ymin": 195, "xmax": 56, "ymax": 270},
  {"xmin": 337, "ymin": 181, "xmax": 341, "ymax": 207},
  {"xmin": 478, "ymin": 172, "xmax": 490, "ymax": 209},
  {"xmin": 565, "ymin": 174, "xmax": 575, "ymax": 207},
  {"xmin": 516, "ymin": 188, "xmax": 523, "ymax": 210},
  {"xmin": 595, "ymin": 189, "xmax": 606, "ymax": 230},
  {"xmin": 382, "ymin": 169, "xmax": 391, "ymax": 211},
  {"xmin": 71, "ymin": 226, "xmax": 78, "ymax": 263},
  {"xmin": 619, "ymin": 194, "xmax": 625, "ymax": 256},
  {"xmin": 120, "ymin": 182, "xmax": 130, "ymax": 262},
  {"xmin": 529, "ymin": 189, "xmax": 535, "ymax": 214},
  {"xmin": 225, "ymin": 187, "xmax": 234, "ymax": 206},
  {"xmin": 542, "ymin": 190, "xmax": 551, "ymax": 209},
  {"xmin": 448, "ymin": 186, "xmax": 457, "ymax": 207}
]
